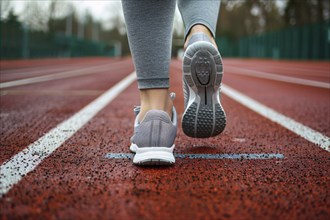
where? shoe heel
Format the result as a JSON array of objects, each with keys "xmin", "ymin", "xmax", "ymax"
[
  {"xmin": 133, "ymin": 146, "xmax": 175, "ymax": 166},
  {"xmin": 182, "ymin": 42, "xmax": 226, "ymax": 138}
]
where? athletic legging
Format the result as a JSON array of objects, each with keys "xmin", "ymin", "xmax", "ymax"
[{"xmin": 122, "ymin": 0, "xmax": 221, "ymax": 89}]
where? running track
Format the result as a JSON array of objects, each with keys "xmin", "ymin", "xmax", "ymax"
[{"xmin": 0, "ymin": 57, "xmax": 329, "ymax": 219}]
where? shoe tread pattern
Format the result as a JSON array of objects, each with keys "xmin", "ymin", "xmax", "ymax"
[
  {"xmin": 182, "ymin": 41, "xmax": 226, "ymax": 138},
  {"xmin": 182, "ymin": 102, "xmax": 198, "ymax": 137}
]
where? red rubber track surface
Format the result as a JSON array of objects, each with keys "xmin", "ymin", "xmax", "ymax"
[
  {"xmin": 0, "ymin": 58, "xmax": 329, "ymax": 220},
  {"xmin": 0, "ymin": 58, "xmax": 134, "ymax": 163},
  {"xmin": 0, "ymin": 57, "xmax": 115, "ymax": 70},
  {"xmin": 224, "ymin": 59, "xmax": 329, "ymax": 82},
  {"xmin": 0, "ymin": 58, "xmax": 128, "ymax": 83}
]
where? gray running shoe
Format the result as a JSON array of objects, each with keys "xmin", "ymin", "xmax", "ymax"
[
  {"xmin": 130, "ymin": 93, "xmax": 177, "ymax": 165},
  {"xmin": 182, "ymin": 33, "xmax": 226, "ymax": 138}
]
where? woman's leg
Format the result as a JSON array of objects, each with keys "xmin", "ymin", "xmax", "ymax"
[
  {"xmin": 178, "ymin": 0, "xmax": 225, "ymax": 138},
  {"xmin": 122, "ymin": 0, "xmax": 178, "ymax": 165},
  {"xmin": 178, "ymin": 0, "xmax": 221, "ymax": 47},
  {"xmin": 122, "ymin": 0, "xmax": 176, "ymax": 121}
]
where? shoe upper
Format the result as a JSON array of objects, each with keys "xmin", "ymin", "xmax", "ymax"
[{"xmin": 131, "ymin": 95, "xmax": 177, "ymax": 148}]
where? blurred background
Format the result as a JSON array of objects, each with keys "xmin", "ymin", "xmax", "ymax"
[{"xmin": 1, "ymin": 0, "xmax": 329, "ymax": 60}]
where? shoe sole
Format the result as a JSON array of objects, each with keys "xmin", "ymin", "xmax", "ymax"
[
  {"xmin": 182, "ymin": 41, "xmax": 226, "ymax": 138},
  {"xmin": 130, "ymin": 143, "xmax": 175, "ymax": 166}
]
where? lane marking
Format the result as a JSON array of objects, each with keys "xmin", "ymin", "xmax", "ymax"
[
  {"xmin": 172, "ymin": 62, "xmax": 330, "ymax": 151},
  {"xmin": 222, "ymin": 85, "xmax": 330, "ymax": 152},
  {"xmin": 1, "ymin": 65, "xmax": 81, "ymax": 76},
  {"xmin": 0, "ymin": 90, "xmax": 104, "ymax": 96},
  {"xmin": 225, "ymin": 66, "xmax": 330, "ymax": 89},
  {"xmin": 105, "ymin": 153, "xmax": 285, "ymax": 159},
  {"xmin": 0, "ymin": 71, "xmax": 136, "ymax": 197},
  {"xmin": 224, "ymin": 62, "xmax": 329, "ymax": 75},
  {"xmin": 0, "ymin": 62, "xmax": 129, "ymax": 89},
  {"xmin": 0, "ymin": 61, "xmax": 110, "ymax": 75}
]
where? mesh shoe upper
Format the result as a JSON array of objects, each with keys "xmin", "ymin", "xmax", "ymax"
[{"xmin": 131, "ymin": 94, "xmax": 177, "ymax": 148}]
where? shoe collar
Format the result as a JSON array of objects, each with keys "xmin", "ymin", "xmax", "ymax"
[
  {"xmin": 186, "ymin": 32, "xmax": 213, "ymax": 50},
  {"xmin": 133, "ymin": 93, "xmax": 177, "ymax": 126}
]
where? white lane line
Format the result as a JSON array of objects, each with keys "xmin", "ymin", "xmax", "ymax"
[
  {"xmin": 0, "ymin": 61, "xmax": 110, "ymax": 75},
  {"xmin": 172, "ymin": 62, "xmax": 330, "ymax": 151},
  {"xmin": 225, "ymin": 66, "xmax": 330, "ymax": 89},
  {"xmin": 224, "ymin": 62, "xmax": 329, "ymax": 75},
  {"xmin": 172, "ymin": 63, "xmax": 330, "ymax": 152},
  {"xmin": 105, "ymin": 153, "xmax": 285, "ymax": 159},
  {"xmin": 0, "ymin": 62, "xmax": 127, "ymax": 89},
  {"xmin": 0, "ymin": 90, "xmax": 104, "ymax": 96},
  {"xmin": 1, "ymin": 64, "xmax": 80, "ymax": 76},
  {"xmin": 1, "ymin": 66, "xmax": 79, "ymax": 80},
  {"xmin": 222, "ymin": 84, "xmax": 330, "ymax": 152},
  {"xmin": 0, "ymin": 71, "xmax": 136, "ymax": 197}
]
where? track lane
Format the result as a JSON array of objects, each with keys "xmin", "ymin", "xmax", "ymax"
[
  {"xmin": 172, "ymin": 59, "xmax": 330, "ymax": 137},
  {"xmin": 224, "ymin": 59, "xmax": 330, "ymax": 77},
  {"xmin": 1, "ymin": 58, "xmax": 329, "ymax": 219},
  {"xmin": 223, "ymin": 72, "xmax": 330, "ymax": 137},
  {"xmin": 224, "ymin": 65, "xmax": 329, "ymax": 88},
  {"xmin": 0, "ymin": 59, "xmax": 134, "ymax": 92},
  {"xmin": 0, "ymin": 59, "xmax": 119, "ymax": 83},
  {"xmin": 0, "ymin": 72, "xmax": 136, "ymax": 196},
  {"xmin": 0, "ymin": 59, "xmax": 134, "ymax": 163},
  {"xmin": 0, "ymin": 57, "xmax": 114, "ymax": 70},
  {"xmin": 0, "ymin": 59, "xmax": 133, "ymax": 88}
]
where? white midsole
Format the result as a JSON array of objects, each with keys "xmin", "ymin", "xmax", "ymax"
[
  {"xmin": 130, "ymin": 143, "xmax": 175, "ymax": 153},
  {"xmin": 130, "ymin": 143, "xmax": 175, "ymax": 163}
]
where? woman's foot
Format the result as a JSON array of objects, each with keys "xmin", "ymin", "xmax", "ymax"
[
  {"xmin": 181, "ymin": 28, "xmax": 226, "ymax": 138},
  {"xmin": 130, "ymin": 93, "xmax": 178, "ymax": 166}
]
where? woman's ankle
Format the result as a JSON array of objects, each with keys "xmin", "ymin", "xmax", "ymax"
[
  {"xmin": 184, "ymin": 24, "xmax": 218, "ymax": 49},
  {"xmin": 138, "ymin": 89, "xmax": 173, "ymax": 121}
]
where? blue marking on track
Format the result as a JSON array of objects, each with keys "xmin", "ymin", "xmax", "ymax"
[
  {"xmin": 106, "ymin": 153, "xmax": 134, "ymax": 159},
  {"xmin": 105, "ymin": 153, "xmax": 284, "ymax": 160}
]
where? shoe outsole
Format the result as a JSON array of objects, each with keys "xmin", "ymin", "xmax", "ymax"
[
  {"xmin": 182, "ymin": 41, "xmax": 226, "ymax": 138},
  {"xmin": 135, "ymin": 159, "xmax": 174, "ymax": 166}
]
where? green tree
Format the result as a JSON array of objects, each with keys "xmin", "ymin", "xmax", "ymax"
[
  {"xmin": 284, "ymin": 0, "xmax": 329, "ymax": 26},
  {"xmin": 216, "ymin": 0, "xmax": 284, "ymax": 39}
]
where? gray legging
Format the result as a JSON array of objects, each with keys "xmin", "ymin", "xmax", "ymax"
[{"xmin": 122, "ymin": 0, "xmax": 221, "ymax": 89}]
